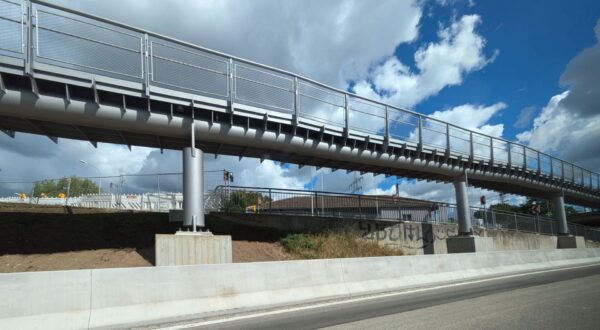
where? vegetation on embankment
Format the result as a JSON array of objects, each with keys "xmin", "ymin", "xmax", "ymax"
[{"xmin": 280, "ymin": 232, "xmax": 403, "ymax": 259}]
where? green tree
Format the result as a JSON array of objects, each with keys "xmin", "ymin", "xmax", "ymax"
[
  {"xmin": 32, "ymin": 176, "xmax": 99, "ymax": 197},
  {"xmin": 222, "ymin": 190, "xmax": 270, "ymax": 212},
  {"xmin": 489, "ymin": 203, "xmax": 521, "ymax": 213}
]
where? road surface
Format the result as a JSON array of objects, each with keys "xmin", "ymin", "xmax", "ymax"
[{"xmin": 155, "ymin": 264, "xmax": 600, "ymax": 330}]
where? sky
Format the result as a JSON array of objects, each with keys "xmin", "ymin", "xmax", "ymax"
[{"xmin": 0, "ymin": 0, "xmax": 599, "ymax": 206}]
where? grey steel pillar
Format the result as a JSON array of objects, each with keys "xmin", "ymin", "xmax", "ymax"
[
  {"xmin": 183, "ymin": 147, "xmax": 204, "ymax": 230},
  {"xmin": 553, "ymin": 191, "xmax": 569, "ymax": 235},
  {"xmin": 454, "ymin": 174, "xmax": 472, "ymax": 236}
]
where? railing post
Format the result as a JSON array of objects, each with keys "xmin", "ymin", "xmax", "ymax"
[
  {"xmin": 143, "ymin": 33, "xmax": 150, "ymax": 97},
  {"xmin": 229, "ymin": 58, "xmax": 235, "ymax": 113},
  {"xmin": 24, "ymin": 0, "xmax": 34, "ymax": 76},
  {"xmin": 469, "ymin": 131, "xmax": 474, "ymax": 160},
  {"xmin": 268, "ymin": 188, "xmax": 272, "ymax": 212},
  {"xmin": 522, "ymin": 146, "xmax": 527, "ymax": 170},
  {"xmin": 445, "ymin": 124, "xmax": 450, "ymax": 154},
  {"xmin": 514, "ymin": 213, "xmax": 518, "ymax": 232},
  {"xmin": 418, "ymin": 115, "xmax": 423, "ymax": 152},
  {"xmin": 384, "ymin": 105, "xmax": 389, "ymax": 144},
  {"xmin": 344, "ymin": 94, "xmax": 349, "ymax": 135},
  {"xmin": 293, "ymin": 76, "xmax": 299, "ymax": 126},
  {"xmin": 536, "ymin": 152, "xmax": 541, "ymax": 175},
  {"xmin": 490, "ymin": 138, "xmax": 495, "ymax": 167},
  {"xmin": 561, "ymin": 160, "xmax": 565, "ymax": 181},
  {"xmin": 507, "ymin": 142, "xmax": 512, "ymax": 168}
]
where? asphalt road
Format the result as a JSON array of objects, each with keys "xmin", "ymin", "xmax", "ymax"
[{"xmin": 160, "ymin": 264, "xmax": 600, "ymax": 330}]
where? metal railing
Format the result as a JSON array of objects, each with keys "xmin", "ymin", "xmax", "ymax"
[
  {"xmin": 0, "ymin": 0, "xmax": 598, "ymax": 193},
  {"xmin": 212, "ymin": 185, "xmax": 600, "ymax": 242}
]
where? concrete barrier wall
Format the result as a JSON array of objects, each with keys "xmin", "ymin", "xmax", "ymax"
[
  {"xmin": 1, "ymin": 249, "xmax": 599, "ymax": 329},
  {"xmin": 208, "ymin": 213, "xmax": 578, "ymax": 254}
]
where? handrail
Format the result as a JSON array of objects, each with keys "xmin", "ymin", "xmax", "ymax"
[{"xmin": 4, "ymin": 0, "xmax": 598, "ymax": 191}]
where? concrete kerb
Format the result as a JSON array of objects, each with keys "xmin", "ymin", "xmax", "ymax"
[{"xmin": 1, "ymin": 249, "xmax": 600, "ymax": 329}]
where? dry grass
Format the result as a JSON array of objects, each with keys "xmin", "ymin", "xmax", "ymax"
[{"xmin": 280, "ymin": 232, "xmax": 403, "ymax": 259}]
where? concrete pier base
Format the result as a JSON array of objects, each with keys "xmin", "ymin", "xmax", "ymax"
[
  {"xmin": 557, "ymin": 236, "xmax": 586, "ymax": 249},
  {"xmin": 447, "ymin": 236, "xmax": 495, "ymax": 253},
  {"xmin": 155, "ymin": 232, "xmax": 232, "ymax": 266}
]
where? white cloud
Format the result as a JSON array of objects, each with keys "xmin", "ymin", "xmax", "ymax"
[
  {"xmin": 517, "ymin": 20, "xmax": 600, "ymax": 173},
  {"xmin": 517, "ymin": 92, "xmax": 600, "ymax": 172},
  {"xmin": 353, "ymin": 14, "xmax": 496, "ymax": 108},
  {"xmin": 514, "ymin": 106, "xmax": 536, "ymax": 129},
  {"xmin": 556, "ymin": 19, "xmax": 600, "ymax": 117},
  {"xmin": 53, "ymin": 0, "xmax": 422, "ymax": 88}
]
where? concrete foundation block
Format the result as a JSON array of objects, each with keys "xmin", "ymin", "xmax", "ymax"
[
  {"xmin": 447, "ymin": 236, "xmax": 495, "ymax": 253},
  {"xmin": 557, "ymin": 236, "xmax": 586, "ymax": 249},
  {"xmin": 155, "ymin": 232, "xmax": 232, "ymax": 266}
]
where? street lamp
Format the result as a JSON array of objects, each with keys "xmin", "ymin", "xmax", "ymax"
[{"xmin": 79, "ymin": 160, "xmax": 102, "ymax": 194}]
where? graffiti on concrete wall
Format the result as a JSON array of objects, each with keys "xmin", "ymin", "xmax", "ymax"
[{"xmin": 357, "ymin": 221, "xmax": 459, "ymax": 253}]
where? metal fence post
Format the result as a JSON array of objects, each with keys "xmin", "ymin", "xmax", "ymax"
[
  {"xmin": 268, "ymin": 188, "xmax": 272, "ymax": 212},
  {"xmin": 314, "ymin": 191, "xmax": 318, "ymax": 216},
  {"xmin": 514, "ymin": 213, "xmax": 518, "ymax": 232},
  {"xmin": 157, "ymin": 174, "xmax": 161, "ymax": 211},
  {"xmin": 358, "ymin": 195, "xmax": 362, "ymax": 218}
]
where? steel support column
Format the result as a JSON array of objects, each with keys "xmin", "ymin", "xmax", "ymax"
[
  {"xmin": 553, "ymin": 191, "xmax": 569, "ymax": 235},
  {"xmin": 183, "ymin": 146, "xmax": 204, "ymax": 230},
  {"xmin": 454, "ymin": 174, "xmax": 472, "ymax": 235}
]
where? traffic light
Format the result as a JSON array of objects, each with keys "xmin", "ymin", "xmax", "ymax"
[{"xmin": 223, "ymin": 170, "xmax": 234, "ymax": 183}]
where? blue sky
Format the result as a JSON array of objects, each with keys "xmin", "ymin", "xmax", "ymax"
[{"xmin": 413, "ymin": 0, "xmax": 600, "ymax": 141}]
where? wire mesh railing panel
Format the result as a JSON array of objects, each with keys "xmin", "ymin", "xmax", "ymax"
[
  {"xmin": 0, "ymin": 0, "xmax": 23, "ymax": 57},
  {"xmin": 525, "ymin": 148, "xmax": 539, "ymax": 172},
  {"xmin": 492, "ymin": 212, "xmax": 516, "ymax": 231},
  {"xmin": 538, "ymin": 219, "xmax": 555, "ymax": 235},
  {"xmin": 516, "ymin": 214, "xmax": 537, "ymax": 233},
  {"xmin": 234, "ymin": 62, "xmax": 294, "ymax": 113},
  {"xmin": 472, "ymin": 132, "xmax": 492, "ymax": 161},
  {"xmin": 573, "ymin": 167, "xmax": 583, "ymax": 186},
  {"xmin": 150, "ymin": 39, "xmax": 228, "ymax": 98},
  {"xmin": 298, "ymin": 80, "xmax": 345, "ymax": 126},
  {"xmin": 510, "ymin": 144, "xmax": 525, "ymax": 168},
  {"xmin": 421, "ymin": 118, "xmax": 447, "ymax": 151},
  {"xmin": 563, "ymin": 163, "xmax": 574, "ymax": 183},
  {"xmin": 387, "ymin": 108, "xmax": 419, "ymax": 143},
  {"xmin": 347, "ymin": 96, "xmax": 386, "ymax": 135},
  {"xmin": 552, "ymin": 159, "xmax": 563, "ymax": 180},
  {"xmin": 539, "ymin": 154, "xmax": 552, "ymax": 176},
  {"xmin": 34, "ymin": 6, "xmax": 143, "ymax": 81},
  {"xmin": 448, "ymin": 126, "xmax": 471, "ymax": 157},
  {"xmin": 492, "ymin": 139, "xmax": 509, "ymax": 165}
]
